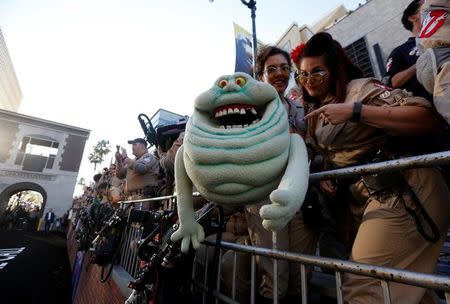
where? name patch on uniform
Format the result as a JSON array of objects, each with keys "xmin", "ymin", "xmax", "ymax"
[
  {"xmin": 420, "ymin": 10, "xmax": 448, "ymax": 38},
  {"xmin": 408, "ymin": 46, "xmax": 419, "ymax": 57}
]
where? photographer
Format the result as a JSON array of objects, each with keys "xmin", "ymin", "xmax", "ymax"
[
  {"xmin": 115, "ymin": 138, "xmax": 161, "ymax": 208},
  {"xmin": 99, "ymin": 163, "xmax": 124, "ymax": 204},
  {"xmin": 158, "ymin": 132, "xmax": 184, "ymax": 177},
  {"xmin": 157, "ymin": 131, "xmax": 184, "ymax": 196}
]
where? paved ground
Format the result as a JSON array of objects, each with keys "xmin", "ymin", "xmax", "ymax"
[{"xmin": 0, "ymin": 230, "xmax": 71, "ymax": 303}]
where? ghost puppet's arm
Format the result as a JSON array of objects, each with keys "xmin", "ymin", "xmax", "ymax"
[
  {"xmin": 170, "ymin": 146, "xmax": 205, "ymax": 253},
  {"xmin": 259, "ymin": 134, "xmax": 309, "ymax": 231}
]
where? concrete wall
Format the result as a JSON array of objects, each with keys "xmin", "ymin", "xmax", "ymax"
[
  {"xmin": 0, "ymin": 120, "xmax": 19, "ymax": 163},
  {"xmin": 325, "ymin": 0, "xmax": 412, "ymax": 79}
]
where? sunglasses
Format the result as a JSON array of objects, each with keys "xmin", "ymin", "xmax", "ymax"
[
  {"xmin": 296, "ymin": 70, "xmax": 328, "ymax": 85},
  {"xmin": 264, "ymin": 64, "xmax": 293, "ymax": 76}
]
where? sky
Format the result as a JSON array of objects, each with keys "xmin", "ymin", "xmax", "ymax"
[{"xmin": 0, "ymin": 0, "xmax": 363, "ymax": 195}]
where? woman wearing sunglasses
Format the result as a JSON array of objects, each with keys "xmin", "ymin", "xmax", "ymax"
[{"xmin": 293, "ymin": 32, "xmax": 450, "ymax": 303}]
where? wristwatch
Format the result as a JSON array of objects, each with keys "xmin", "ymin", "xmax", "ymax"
[{"xmin": 350, "ymin": 102, "xmax": 362, "ymax": 122}]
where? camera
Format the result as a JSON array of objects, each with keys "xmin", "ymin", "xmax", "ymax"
[{"xmin": 138, "ymin": 109, "xmax": 188, "ymax": 152}]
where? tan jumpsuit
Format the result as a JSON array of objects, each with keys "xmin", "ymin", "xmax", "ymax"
[{"xmin": 307, "ymin": 78, "xmax": 450, "ymax": 304}]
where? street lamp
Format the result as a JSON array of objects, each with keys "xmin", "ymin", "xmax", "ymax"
[{"xmin": 209, "ymin": 0, "xmax": 258, "ymax": 77}]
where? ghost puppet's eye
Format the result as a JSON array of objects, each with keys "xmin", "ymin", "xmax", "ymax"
[
  {"xmin": 235, "ymin": 76, "xmax": 246, "ymax": 87},
  {"xmin": 218, "ymin": 79, "xmax": 228, "ymax": 88}
]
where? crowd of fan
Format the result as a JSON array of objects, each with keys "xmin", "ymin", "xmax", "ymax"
[
  {"xmin": 1, "ymin": 201, "xmax": 69, "ymax": 233},
  {"xmin": 66, "ymin": 1, "xmax": 450, "ymax": 303}
]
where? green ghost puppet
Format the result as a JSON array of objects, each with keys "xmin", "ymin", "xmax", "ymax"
[{"xmin": 171, "ymin": 72, "xmax": 309, "ymax": 253}]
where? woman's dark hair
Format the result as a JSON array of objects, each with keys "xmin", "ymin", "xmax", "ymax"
[
  {"xmin": 93, "ymin": 173, "xmax": 102, "ymax": 182},
  {"xmin": 402, "ymin": 0, "xmax": 421, "ymax": 31},
  {"xmin": 301, "ymin": 32, "xmax": 363, "ymax": 105},
  {"xmin": 255, "ymin": 45, "xmax": 291, "ymax": 80}
]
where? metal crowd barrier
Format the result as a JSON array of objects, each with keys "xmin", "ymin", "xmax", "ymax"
[
  {"xmin": 115, "ymin": 194, "xmax": 177, "ymax": 277},
  {"xmin": 112, "ymin": 150, "xmax": 450, "ymax": 303},
  {"xmin": 194, "ymin": 240, "xmax": 450, "ymax": 304}
]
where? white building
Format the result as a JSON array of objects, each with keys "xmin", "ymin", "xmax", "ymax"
[
  {"xmin": 0, "ymin": 28, "xmax": 22, "ymax": 112},
  {"xmin": 0, "ymin": 109, "xmax": 90, "ymax": 220}
]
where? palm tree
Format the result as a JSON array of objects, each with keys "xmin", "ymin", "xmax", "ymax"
[{"xmin": 88, "ymin": 140, "xmax": 111, "ymax": 171}]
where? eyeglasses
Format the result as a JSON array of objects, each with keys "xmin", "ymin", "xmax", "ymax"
[
  {"xmin": 296, "ymin": 70, "xmax": 328, "ymax": 85},
  {"xmin": 263, "ymin": 64, "xmax": 292, "ymax": 76}
]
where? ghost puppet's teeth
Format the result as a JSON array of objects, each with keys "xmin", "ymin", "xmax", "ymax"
[{"xmin": 213, "ymin": 104, "xmax": 260, "ymax": 129}]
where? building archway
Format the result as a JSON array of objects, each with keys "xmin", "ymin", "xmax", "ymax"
[{"xmin": 0, "ymin": 182, "xmax": 47, "ymax": 220}]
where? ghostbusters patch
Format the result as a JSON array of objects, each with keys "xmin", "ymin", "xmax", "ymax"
[
  {"xmin": 408, "ymin": 46, "xmax": 420, "ymax": 57},
  {"xmin": 420, "ymin": 10, "xmax": 448, "ymax": 38},
  {"xmin": 142, "ymin": 155, "xmax": 152, "ymax": 163},
  {"xmin": 379, "ymin": 91, "xmax": 391, "ymax": 99}
]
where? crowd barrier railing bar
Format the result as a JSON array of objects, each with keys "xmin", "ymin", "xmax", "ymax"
[{"xmin": 310, "ymin": 150, "xmax": 450, "ymax": 182}]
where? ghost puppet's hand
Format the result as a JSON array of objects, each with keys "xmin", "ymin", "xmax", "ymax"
[
  {"xmin": 259, "ymin": 188, "xmax": 299, "ymax": 231},
  {"xmin": 170, "ymin": 213, "xmax": 205, "ymax": 253}
]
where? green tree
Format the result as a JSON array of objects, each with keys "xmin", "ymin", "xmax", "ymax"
[{"xmin": 88, "ymin": 140, "xmax": 111, "ymax": 171}]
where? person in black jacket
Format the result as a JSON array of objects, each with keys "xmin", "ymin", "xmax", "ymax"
[
  {"xmin": 44, "ymin": 208, "xmax": 55, "ymax": 232},
  {"xmin": 385, "ymin": 0, "xmax": 431, "ymax": 100}
]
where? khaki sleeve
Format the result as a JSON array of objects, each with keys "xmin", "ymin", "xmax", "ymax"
[
  {"xmin": 433, "ymin": 61, "xmax": 450, "ymax": 125},
  {"xmin": 134, "ymin": 153, "xmax": 160, "ymax": 175},
  {"xmin": 357, "ymin": 78, "xmax": 432, "ymax": 108},
  {"xmin": 160, "ymin": 132, "xmax": 184, "ymax": 172}
]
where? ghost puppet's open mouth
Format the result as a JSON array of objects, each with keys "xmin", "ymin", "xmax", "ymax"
[{"xmin": 213, "ymin": 104, "xmax": 262, "ymax": 129}]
